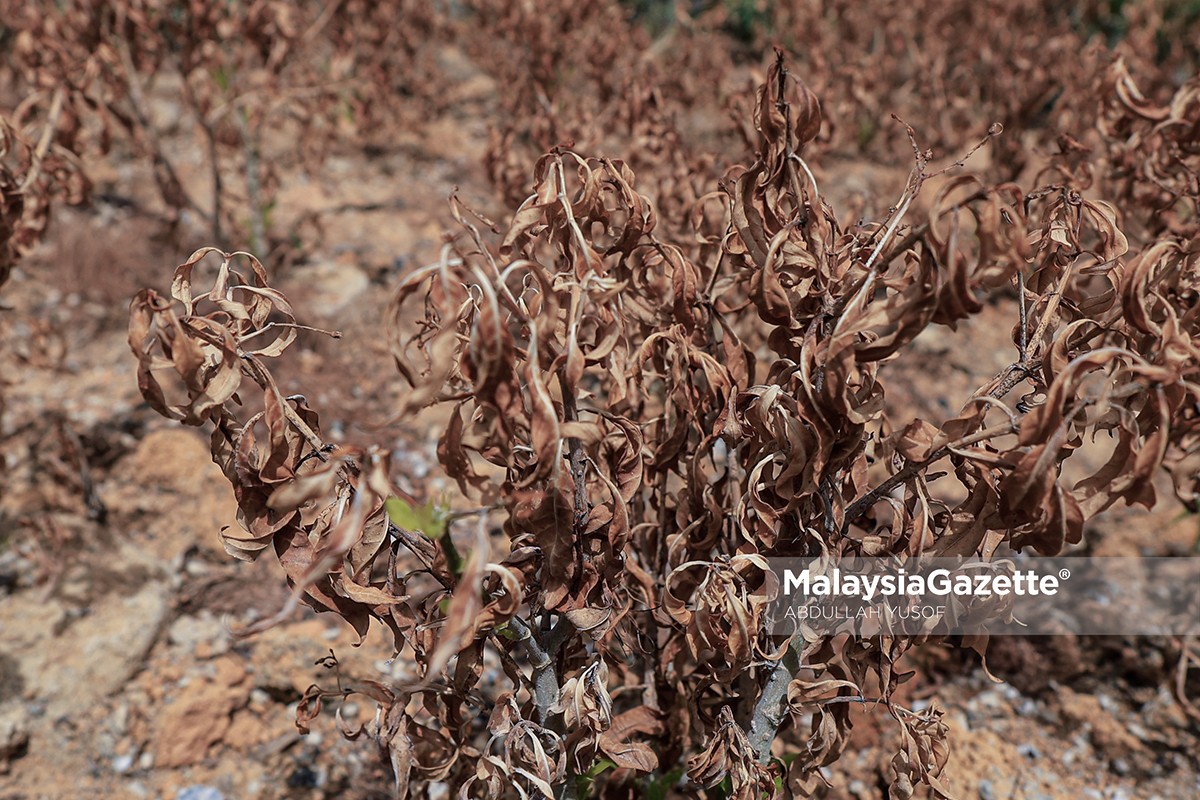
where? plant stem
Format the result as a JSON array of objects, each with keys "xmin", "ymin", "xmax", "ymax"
[
  {"xmin": 506, "ymin": 615, "xmax": 571, "ymax": 725},
  {"xmin": 439, "ymin": 530, "xmax": 464, "ymax": 579},
  {"xmin": 234, "ymin": 108, "xmax": 266, "ymax": 255},
  {"xmin": 18, "ymin": 86, "xmax": 65, "ymax": 193},
  {"xmin": 842, "ymin": 420, "xmax": 1019, "ymax": 531},
  {"xmin": 559, "ymin": 371, "xmax": 590, "ymax": 591},
  {"xmin": 113, "ymin": 36, "xmax": 207, "ymax": 225},
  {"xmin": 748, "ymin": 636, "xmax": 802, "ymax": 763}
]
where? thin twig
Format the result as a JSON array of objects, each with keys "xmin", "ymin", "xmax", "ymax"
[
  {"xmin": 842, "ymin": 378, "xmax": 1149, "ymax": 530},
  {"xmin": 234, "ymin": 108, "xmax": 266, "ymax": 255},
  {"xmin": 238, "ymin": 321, "xmax": 343, "ymax": 344},
  {"xmin": 1016, "ymin": 269, "xmax": 1028, "ymax": 362},
  {"xmin": 203, "ymin": 113, "xmax": 223, "ymax": 246},
  {"xmin": 18, "ymin": 86, "xmax": 65, "ymax": 192},
  {"xmin": 874, "ymin": 187, "xmax": 990, "ymax": 270},
  {"xmin": 841, "ymin": 420, "xmax": 1020, "ymax": 531},
  {"xmin": 113, "ymin": 36, "xmax": 208, "ymax": 222},
  {"xmin": 57, "ymin": 419, "xmax": 106, "ymax": 524},
  {"xmin": 559, "ymin": 371, "xmax": 590, "ymax": 591},
  {"xmin": 242, "ymin": 354, "xmax": 328, "ymax": 456},
  {"xmin": 388, "ymin": 522, "xmax": 448, "ymax": 589},
  {"xmin": 178, "ymin": 64, "xmax": 225, "ymax": 246}
]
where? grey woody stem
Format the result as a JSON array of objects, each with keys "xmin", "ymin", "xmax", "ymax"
[{"xmin": 748, "ymin": 637, "xmax": 803, "ymax": 763}]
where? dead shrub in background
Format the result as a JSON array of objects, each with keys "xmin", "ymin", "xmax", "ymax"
[
  {"xmin": 0, "ymin": 0, "xmax": 447, "ymax": 254},
  {"xmin": 0, "ymin": 108, "xmax": 87, "ymax": 292}
]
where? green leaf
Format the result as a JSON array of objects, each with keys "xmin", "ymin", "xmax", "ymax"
[
  {"xmin": 646, "ymin": 766, "xmax": 686, "ymax": 800},
  {"xmin": 211, "ymin": 65, "xmax": 231, "ymax": 93},
  {"xmin": 1170, "ymin": 508, "xmax": 1196, "ymax": 524},
  {"xmin": 385, "ymin": 497, "xmax": 448, "ymax": 540},
  {"xmin": 575, "ymin": 758, "xmax": 618, "ymax": 797}
]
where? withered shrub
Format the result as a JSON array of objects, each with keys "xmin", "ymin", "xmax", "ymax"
[
  {"xmin": 0, "ymin": 102, "xmax": 89, "ymax": 439},
  {"xmin": 124, "ymin": 6, "xmax": 1200, "ymax": 785},
  {"xmin": 0, "ymin": 109, "xmax": 87, "ymax": 292},
  {"xmin": 0, "ymin": 0, "xmax": 447, "ymax": 251}
]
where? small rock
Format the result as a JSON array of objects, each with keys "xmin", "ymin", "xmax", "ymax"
[
  {"xmin": 999, "ymin": 684, "xmax": 1023, "ymax": 702},
  {"xmin": 977, "ymin": 779, "xmax": 996, "ymax": 800},
  {"xmin": 1016, "ymin": 743, "xmax": 1040, "ymax": 759},
  {"xmin": 4, "ymin": 579, "xmax": 171, "ymax": 717},
  {"xmin": 286, "ymin": 260, "xmax": 370, "ymax": 318},
  {"xmin": 965, "ymin": 689, "xmax": 1004, "ymax": 727},
  {"xmin": 176, "ymin": 786, "xmax": 225, "ymax": 800},
  {"xmin": 185, "ymin": 559, "xmax": 211, "ymax": 577},
  {"xmin": 0, "ymin": 706, "xmax": 30, "ymax": 770},
  {"xmin": 112, "ymin": 753, "xmax": 135, "ymax": 774},
  {"xmin": 287, "ymin": 764, "xmax": 324, "ymax": 789},
  {"xmin": 154, "ymin": 674, "xmax": 247, "ymax": 767},
  {"xmin": 1127, "ymin": 723, "xmax": 1151, "ymax": 742},
  {"xmin": 168, "ymin": 614, "xmax": 230, "ymax": 657},
  {"xmin": 109, "ymin": 703, "xmax": 130, "ymax": 737},
  {"xmin": 1037, "ymin": 704, "xmax": 1060, "ymax": 725}
]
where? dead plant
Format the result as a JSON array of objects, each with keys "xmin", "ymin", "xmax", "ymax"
[{"xmin": 127, "ymin": 40, "xmax": 1200, "ymax": 797}]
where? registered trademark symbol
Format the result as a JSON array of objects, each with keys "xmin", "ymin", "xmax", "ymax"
[{"xmin": 1059, "ymin": 568, "xmax": 1070, "ymax": 580}]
